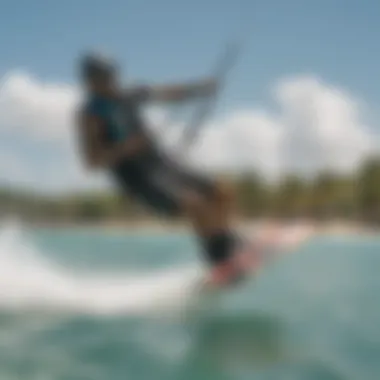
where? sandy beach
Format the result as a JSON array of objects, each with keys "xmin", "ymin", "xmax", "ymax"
[{"xmin": 27, "ymin": 217, "xmax": 380, "ymax": 238}]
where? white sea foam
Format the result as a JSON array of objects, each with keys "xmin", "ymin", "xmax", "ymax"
[
  {"xmin": 0, "ymin": 220, "xmax": 313, "ymax": 317},
  {"xmin": 0, "ymin": 222, "xmax": 205, "ymax": 317}
]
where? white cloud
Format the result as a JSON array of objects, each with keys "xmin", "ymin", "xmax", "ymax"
[
  {"xmin": 275, "ymin": 76, "xmax": 375, "ymax": 175},
  {"xmin": 0, "ymin": 149, "xmax": 32, "ymax": 186},
  {"xmin": 0, "ymin": 71, "xmax": 378, "ymax": 192},
  {"xmin": 187, "ymin": 75, "xmax": 378, "ymax": 178},
  {"xmin": 0, "ymin": 72, "xmax": 78, "ymax": 141},
  {"xmin": 0, "ymin": 72, "xmax": 108, "ymax": 192}
]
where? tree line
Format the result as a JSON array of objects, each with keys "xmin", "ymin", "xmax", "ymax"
[{"xmin": 0, "ymin": 156, "xmax": 379, "ymax": 225}]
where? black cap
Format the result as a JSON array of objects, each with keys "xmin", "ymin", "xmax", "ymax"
[{"xmin": 79, "ymin": 52, "xmax": 117, "ymax": 80}]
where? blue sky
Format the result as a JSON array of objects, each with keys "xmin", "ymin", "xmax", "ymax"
[
  {"xmin": 0, "ymin": 0, "xmax": 379, "ymax": 191},
  {"xmin": 0, "ymin": 0, "xmax": 379, "ymax": 108}
]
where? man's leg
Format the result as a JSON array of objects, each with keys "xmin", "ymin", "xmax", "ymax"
[
  {"xmin": 115, "ymin": 158, "xmax": 241, "ymax": 269},
  {"xmin": 174, "ymin": 176, "xmax": 241, "ymax": 267}
]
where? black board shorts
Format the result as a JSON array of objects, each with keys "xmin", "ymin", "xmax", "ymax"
[{"xmin": 111, "ymin": 155, "xmax": 216, "ymax": 216}]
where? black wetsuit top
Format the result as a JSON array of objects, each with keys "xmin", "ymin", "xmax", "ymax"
[{"xmin": 83, "ymin": 90, "xmax": 214, "ymax": 215}]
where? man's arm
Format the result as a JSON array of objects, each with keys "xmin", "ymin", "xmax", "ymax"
[
  {"xmin": 130, "ymin": 78, "xmax": 218, "ymax": 104},
  {"xmin": 77, "ymin": 111, "xmax": 147, "ymax": 169}
]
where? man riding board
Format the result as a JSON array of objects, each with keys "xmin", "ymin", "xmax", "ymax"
[{"xmin": 76, "ymin": 52, "xmax": 249, "ymax": 286}]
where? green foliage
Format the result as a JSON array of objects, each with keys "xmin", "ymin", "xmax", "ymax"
[
  {"xmin": 0, "ymin": 157, "xmax": 379, "ymax": 224},
  {"xmin": 356, "ymin": 156, "xmax": 380, "ymax": 223}
]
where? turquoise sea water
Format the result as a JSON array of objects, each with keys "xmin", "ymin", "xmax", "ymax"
[{"xmin": 0, "ymin": 225, "xmax": 379, "ymax": 380}]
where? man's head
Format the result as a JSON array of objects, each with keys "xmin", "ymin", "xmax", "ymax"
[{"xmin": 79, "ymin": 52, "xmax": 119, "ymax": 95}]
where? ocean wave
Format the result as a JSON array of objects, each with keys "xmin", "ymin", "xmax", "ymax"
[{"xmin": 0, "ymin": 222, "xmax": 206, "ymax": 317}]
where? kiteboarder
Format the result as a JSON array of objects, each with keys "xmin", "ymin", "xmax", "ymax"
[{"xmin": 76, "ymin": 52, "xmax": 245, "ymax": 285}]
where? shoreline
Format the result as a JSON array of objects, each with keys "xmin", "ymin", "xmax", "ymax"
[{"xmin": 24, "ymin": 218, "xmax": 380, "ymax": 237}]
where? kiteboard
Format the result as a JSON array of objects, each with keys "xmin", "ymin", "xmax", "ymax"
[{"xmin": 201, "ymin": 223, "xmax": 314, "ymax": 291}]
